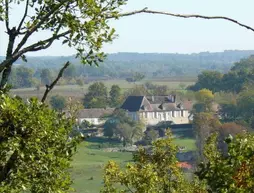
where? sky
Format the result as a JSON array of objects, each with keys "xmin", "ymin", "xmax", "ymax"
[{"xmin": 1, "ymin": 0, "xmax": 254, "ymax": 56}]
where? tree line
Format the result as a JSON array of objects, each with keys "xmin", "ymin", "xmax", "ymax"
[
  {"xmin": 189, "ymin": 55, "xmax": 254, "ymax": 128},
  {"xmin": 3, "ymin": 50, "xmax": 254, "ymax": 81}
]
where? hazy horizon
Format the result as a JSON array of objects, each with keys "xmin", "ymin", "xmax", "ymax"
[{"xmin": 1, "ymin": 49, "xmax": 254, "ymax": 58}]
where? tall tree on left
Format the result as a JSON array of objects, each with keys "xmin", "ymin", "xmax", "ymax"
[
  {"xmin": 0, "ymin": 94, "xmax": 80, "ymax": 192},
  {"xmin": 0, "ymin": 0, "xmax": 127, "ymax": 192},
  {"xmin": 0, "ymin": 0, "xmax": 127, "ymax": 90}
]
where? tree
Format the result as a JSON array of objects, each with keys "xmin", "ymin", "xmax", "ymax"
[
  {"xmin": 50, "ymin": 95, "xmax": 67, "ymax": 111},
  {"xmin": 63, "ymin": 65, "xmax": 76, "ymax": 79},
  {"xmin": 237, "ymin": 89, "xmax": 254, "ymax": 124},
  {"xmin": 40, "ymin": 68, "xmax": 53, "ymax": 85},
  {"xmin": 124, "ymin": 85, "xmax": 149, "ymax": 97},
  {"xmin": 196, "ymin": 132, "xmax": 254, "ymax": 192},
  {"xmin": 195, "ymin": 89, "xmax": 214, "ymax": 112},
  {"xmin": 84, "ymin": 82, "xmax": 108, "ymax": 108},
  {"xmin": 0, "ymin": 94, "xmax": 79, "ymax": 192},
  {"xmin": 9, "ymin": 66, "xmax": 35, "ymax": 88},
  {"xmin": 102, "ymin": 131, "xmax": 205, "ymax": 193},
  {"xmin": 0, "ymin": 0, "xmax": 127, "ymax": 89},
  {"xmin": 109, "ymin": 85, "xmax": 122, "ymax": 107},
  {"xmin": 125, "ymin": 72, "xmax": 145, "ymax": 84},
  {"xmin": 193, "ymin": 112, "xmax": 221, "ymax": 161},
  {"xmin": 217, "ymin": 122, "xmax": 246, "ymax": 154},
  {"xmin": 76, "ymin": 78, "xmax": 85, "ymax": 87},
  {"xmin": 143, "ymin": 129, "xmax": 159, "ymax": 145},
  {"xmin": 188, "ymin": 71, "xmax": 223, "ymax": 92},
  {"xmin": 133, "ymin": 72, "xmax": 145, "ymax": 82},
  {"xmin": 103, "ymin": 109, "xmax": 144, "ymax": 146}
]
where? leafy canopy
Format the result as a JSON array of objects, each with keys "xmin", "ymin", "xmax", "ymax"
[
  {"xmin": 102, "ymin": 131, "xmax": 205, "ymax": 193},
  {"xmin": 0, "ymin": 93, "xmax": 79, "ymax": 193}
]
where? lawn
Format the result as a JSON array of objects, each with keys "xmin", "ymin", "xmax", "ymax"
[
  {"xmin": 70, "ymin": 140, "xmax": 132, "ymax": 193},
  {"xmin": 173, "ymin": 138, "xmax": 196, "ymax": 151},
  {"xmin": 70, "ymin": 136, "xmax": 196, "ymax": 193}
]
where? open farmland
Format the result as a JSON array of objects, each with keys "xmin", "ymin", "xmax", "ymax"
[{"xmin": 10, "ymin": 78, "xmax": 195, "ymax": 101}]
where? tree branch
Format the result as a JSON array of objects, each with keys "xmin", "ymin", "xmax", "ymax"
[
  {"xmin": 0, "ymin": 30, "xmax": 70, "ymax": 73},
  {"xmin": 17, "ymin": 0, "xmax": 29, "ymax": 33},
  {"xmin": 4, "ymin": 0, "xmax": 10, "ymax": 32},
  {"xmin": 13, "ymin": 0, "xmax": 69, "ymax": 54},
  {"xmin": 108, "ymin": 8, "xmax": 254, "ymax": 33},
  {"xmin": 41, "ymin": 48, "xmax": 94, "ymax": 103},
  {"xmin": 41, "ymin": 61, "xmax": 70, "ymax": 103}
]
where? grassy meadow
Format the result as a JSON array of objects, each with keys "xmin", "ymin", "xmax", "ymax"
[{"xmin": 70, "ymin": 136, "xmax": 196, "ymax": 193}]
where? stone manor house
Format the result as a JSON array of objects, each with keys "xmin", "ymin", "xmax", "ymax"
[{"xmin": 121, "ymin": 95, "xmax": 190, "ymax": 125}]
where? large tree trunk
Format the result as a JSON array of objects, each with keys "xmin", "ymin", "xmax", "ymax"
[{"xmin": 0, "ymin": 27, "xmax": 17, "ymax": 89}]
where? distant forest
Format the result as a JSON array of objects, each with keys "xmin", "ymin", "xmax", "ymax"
[{"xmin": 1, "ymin": 50, "xmax": 254, "ymax": 79}]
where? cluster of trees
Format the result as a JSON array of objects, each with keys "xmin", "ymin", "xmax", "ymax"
[
  {"xmin": 125, "ymin": 72, "xmax": 145, "ymax": 83},
  {"xmin": 84, "ymin": 82, "xmax": 123, "ymax": 108},
  {"xmin": 9, "ymin": 51, "xmax": 254, "ymax": 79},
  {"xmin": 102, "ymin": 130, "xmax": 254, "ymax": 192},
  {"xmin": 189, "ymin": 56, "xmax": 254, "ymax": 93},
  {"xmin": 103, "ymin": 109, "xmax": 145, "ymax": 146},
  {"xmin": 189, "ymin": 56, "xmax": 254, "ymax": 129},
  {"xmin": 0, "ymin": 94, "xmax": 80, "ymax": 192},
  {"xmin": 83, "ymin": 81, "xmax": 174, "ymax": 109},
  {"xmin": 8, "ymin": 65, "xmax": 87, "ymax": 89}
]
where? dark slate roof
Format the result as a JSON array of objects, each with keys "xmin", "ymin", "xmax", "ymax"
[
  {"xmin": 121, "ymin": 95, "xmax": 190, "ymax": 112},
  {"xmin": 149, "ymin": 103, "xmax": 180, "ymax": 111},
  {"xmin": 78, "ymin": 108, "xmax": 115, "ymax": 118},
  {"xmin": 121, "ymin": 96, "xmax": 144, "ymax": 112},
  {"xmin": 146, "ymin": 95, "xmax": 176, "ymax": 104}
]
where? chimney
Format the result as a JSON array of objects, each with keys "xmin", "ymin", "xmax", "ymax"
[{"xmin": 173, "ymin": 95, "xmax": 176, "ymax": 103}]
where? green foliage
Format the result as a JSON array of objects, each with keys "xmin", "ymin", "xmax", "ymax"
[
  {"xmin": 193, "ymin": 112, "xmax": 221, "ymax": 161},
  {"xmin": 237, "ymin": 89, "xmax": 254, "ymax": 122},
  {"xmin": 104, "ymin": 109, "xmax": 144, "ymax": 146},
  {"xmin": 6, "ymin": 51, "xmax": 254, "ymax": 79},
  {"xmin": 126, "ymin": 72, "xmax": 145, "ymax": 83},
  {"xmin": 63, "ymin": 65, "xmax": 76, "ymax": 79},
  {"xmin": 109, "ymin": 85, "xmax": 122, "ymax": 107},
  {"xmin": 80, "ymin": 120, "xmax": 92, "ymax": 129},
  {"xmin": 102, "ymin": 131, "xmax": 205, "ymax": 193},
  {"xmin": 50, "ymin": 95, "xmax": 67, "ymax": 111},
  {"xmin": 40, "ymin": 68, "xmax": 53, "ymax": 85},
  {"xmin": 84, "ymin": 82, "xmax": 108, "ymax": 108},
  {"xmin": 0, "ymin": 93, "xmax": 79, "ymax": 193},
  {"xmin": 189, "ymin": 55, "xmax": 254, "ymax": 94},
  {"xmin": 124, "ymin": 85, "xmax": 149, "ymax": 97},
  {"xmin": 143, "ymin": 129, "xmax": 159, "ymax": 145},
  {"xmin": 196, "ymin": 132, "xmax": 254, "ymax": 193},
  {"xmin": 189, "ymin": 70, "xmax": 223, "ymax": 92},
  {"xmin": 195, "ymin": 89, "xmax": 214, "ymax": 112},
  {"xmin": 144, "ymin": 82, "xmax": 168, "ymax": 95},
  {"xmin": 9, "ymin": 66, "xmax": 35, "ymax": 88}
]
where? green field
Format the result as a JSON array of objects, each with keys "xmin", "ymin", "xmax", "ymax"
[
  {"xmin": 70, "ymin": 141, "xmax": 132, "ymax": 193},
  {"xmin": 70, "ymin": 136, "xmax": 196, "ymax": 193},
  {"xmin": 10, "ymin": 79, "xmax": 195, "ymax": 101}
]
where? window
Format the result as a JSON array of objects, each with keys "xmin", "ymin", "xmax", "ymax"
[
  {"xmin": 172, "ymin": 111, "xmax": 175, "ymax": 117},
  {"xmin": 164, "ymin": 113, "xmax": 167, "ymax": 120},
  {"xmin": 181, "ymin": 110, "xmax": 184, "ymax": 117}
]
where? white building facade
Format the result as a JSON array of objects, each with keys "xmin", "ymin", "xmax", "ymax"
[{"xmin": 122, "ymin": 95, "xmax": 190, "ymax": 126}]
